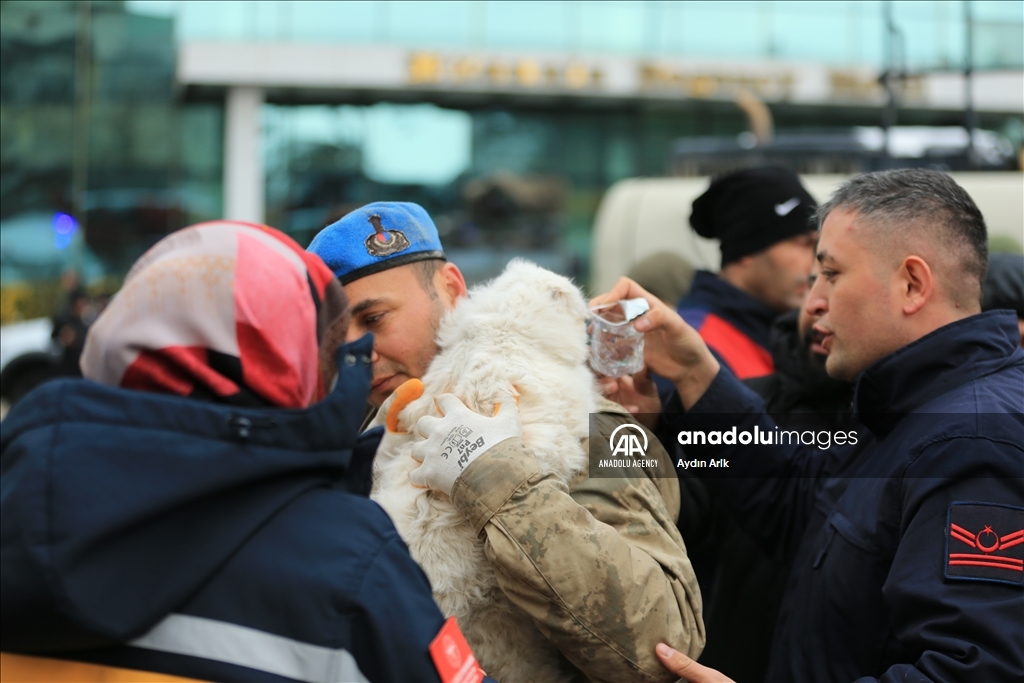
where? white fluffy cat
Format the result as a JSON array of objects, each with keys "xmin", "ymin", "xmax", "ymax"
[{"xmin": 371, "ymin": 259, "xmax": 603, "ymax": 683}]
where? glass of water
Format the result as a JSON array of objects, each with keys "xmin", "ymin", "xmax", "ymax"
[{"xmin": 589, "ymin": 298, "xmax": 649, "ymax": 378}]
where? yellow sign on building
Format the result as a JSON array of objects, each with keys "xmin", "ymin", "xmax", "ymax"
[{"xmin": 407, "ymin": 52, "xmax": 603, "ymax": 90}]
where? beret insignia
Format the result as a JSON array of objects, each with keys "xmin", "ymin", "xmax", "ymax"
[{"xmin": 365, "ymin": 214, "xmax": 411, "ymax": 257}]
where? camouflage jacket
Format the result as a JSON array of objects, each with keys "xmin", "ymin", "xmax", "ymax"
[{"xmin": 449, "ymin": 398, "xmax": 705, "ymax": 683}]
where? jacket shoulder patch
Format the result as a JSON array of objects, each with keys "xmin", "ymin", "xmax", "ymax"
[{"xmin": 945, "ymin": 502, "xmax": 1024, "ymax": 587}]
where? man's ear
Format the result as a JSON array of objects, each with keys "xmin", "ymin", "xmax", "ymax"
[
  {"xmin": 437, "ymin": 262, "xmax": 468, "ymax": 306},
  {"xmin": 900, "ymin": 255, "xmax": 933, "ymax": 315}
]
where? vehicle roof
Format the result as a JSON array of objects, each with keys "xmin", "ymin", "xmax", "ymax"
[
  {"xmin": 590, "ymin": 172, "xmax": 1024, "ymax": 294},
  {"xmin": 0, "ymin": 317, "xmax": 52, "ymax": 371}
]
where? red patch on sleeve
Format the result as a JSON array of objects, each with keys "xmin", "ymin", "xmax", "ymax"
[
  {"xmin": 429, "ymin": 617, "xmax": 484, "ymax": 683},
  {"xmin": 698, "ymin": 314, "xmax": 774, "ymax": 380},
  {"xmin": 946, "ymin": 502, "xmax": 1024, "ymax": 586}
]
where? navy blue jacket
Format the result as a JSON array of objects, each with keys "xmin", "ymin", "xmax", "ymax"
[
  {"xmin": 677, "ymin": 271, "xmax": 779, "ymax": 380},
  {"xmin": 1, "ymin": 336, "xmax": 450, "ymax": 683},
  {"xmin": 665, "ymin": 311, "xmax": 1024, "ymax": 683}
]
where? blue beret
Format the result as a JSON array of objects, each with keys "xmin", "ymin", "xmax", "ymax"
[{"xmin": 307, "ymin": 202, "xmax": 445, "ymax": 284}]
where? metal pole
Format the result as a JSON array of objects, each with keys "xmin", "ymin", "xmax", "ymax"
[
  {"xmin": 964, "ymin": 0, "xmax": 976, "ymax": 167},
  {"xmin": 881, "ymin": 0, "xmax": 897, "ymax": 161},
  {"xmin": 73, "ymin": 0, "xmax": 91, "ymax": 235}
]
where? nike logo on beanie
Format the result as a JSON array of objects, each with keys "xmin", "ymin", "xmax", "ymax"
[{"xmin": 774, "ymin": 197, "xmax": 801, "ymax": 216}]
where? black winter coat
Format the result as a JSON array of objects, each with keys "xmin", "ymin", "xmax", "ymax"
[
  {"xmin": 666, "ymin": 311, "xmax": 1024, "ymax": 683},
  {"xmin": 2, "ymin": 337, "xmax": 456, "ymax": 683}
]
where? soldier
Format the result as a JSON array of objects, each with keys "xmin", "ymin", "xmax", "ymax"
[{"xmin": 308, "ymin": 202, "xmax": 705, "ymax": 683}]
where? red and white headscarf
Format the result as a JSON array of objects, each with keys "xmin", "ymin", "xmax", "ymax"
[{"xmin": 81, "ymin": 221, "xmax": 347, "ymax": 408}]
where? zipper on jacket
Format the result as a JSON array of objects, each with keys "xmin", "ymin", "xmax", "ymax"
[{"xmin": 813, "ymin": 525, "xmax": 837, "ymax": 569}]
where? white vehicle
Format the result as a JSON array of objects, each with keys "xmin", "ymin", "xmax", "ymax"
[
  {"xmin": 591, "ymin": 172, "xmax": 1024, "ymax": 294},
  {"xmin": 0, "ymin": 317, "xmax": 60, "ymax": 406}
]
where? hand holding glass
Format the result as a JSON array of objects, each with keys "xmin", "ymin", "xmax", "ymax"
[{"xmin": 589, "ymin": 298, "xmax": 650, "ymax": 378}]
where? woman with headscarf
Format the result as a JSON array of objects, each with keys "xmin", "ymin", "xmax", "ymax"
[{"xmin": 1, "ymin": 222, "xmax": 473, "ymax": 683}]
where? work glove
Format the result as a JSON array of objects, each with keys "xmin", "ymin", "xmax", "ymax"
[{"xmin": 410, "ymin": 393, "xmax": 521, "ymax": 497}]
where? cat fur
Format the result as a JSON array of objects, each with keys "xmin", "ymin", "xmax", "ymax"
[{"xmin": 371, "ymin": 259, "xmax": 603, "ymax": 683}]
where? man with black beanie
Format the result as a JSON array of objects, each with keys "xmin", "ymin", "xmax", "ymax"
[{"xmin": 678, "ymin": 166, "xmax": 817, "ymax": 379}]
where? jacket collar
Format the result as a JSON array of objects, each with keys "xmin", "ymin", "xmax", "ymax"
[
  {"xmin": 853, "ymin": 310, "xmax": 1022, "ymax": 437},
  {"xmin": 679, "ymin": 270, "xmax": 779, "ymax": 349}
]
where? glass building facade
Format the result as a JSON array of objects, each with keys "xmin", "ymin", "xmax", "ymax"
[
  {"xmin": 2, "ymin": 1, "xmax": 223, "ymax": 290},
  {"xmin": 2, "ymin": 0, "xmax": 1022, "ymax": 317},
  {"xmin": 147, "ymin": 1, "xmax": 1024, "ymax": 70}
]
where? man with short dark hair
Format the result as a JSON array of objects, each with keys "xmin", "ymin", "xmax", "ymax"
[
  {"xmin": 308, "ymin": 203, "xmax": 466, "ymax": 410},
  {"xmin": 598, "ymin": 168, "xmax": 1023, "ymax": 683},
  {"xmin": 679, "ymin": 166, "xmax": 818, "ymax": 380}
]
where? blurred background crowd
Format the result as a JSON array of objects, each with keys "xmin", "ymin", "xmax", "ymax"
[{"xmin": 1, "ymin": 0, "xmax": 1022, "ymax": 409}]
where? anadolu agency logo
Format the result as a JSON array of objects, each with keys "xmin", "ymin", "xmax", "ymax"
[
  {"xmin": 598, "ymin": 423, "xmax": 661, "ymax": 471},
  {"xmin": 609, "ymin": 423, "xmax": 648, "ymax": 457},
  {"xmin": 593, "ymin": 423, "xmax": 663, "ymax": 473}
]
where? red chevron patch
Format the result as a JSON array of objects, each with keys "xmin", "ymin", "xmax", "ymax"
[{"xmin": 945, "ymin": 503, "xmax": 1024, "ymax": 586}]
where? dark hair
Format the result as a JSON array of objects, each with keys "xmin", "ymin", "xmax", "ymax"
[
  {"xmin": 816, "ymin": 169, "xmax": 988, "ymax": 290},
  {"xmin": 412, "ymin": 258, "xmax": 444, "ymax": 300}
]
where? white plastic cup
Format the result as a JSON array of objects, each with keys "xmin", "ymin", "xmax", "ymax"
[{"xmin": 589, "ymin": 298, "xmax": 649, "ymax": 378}]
